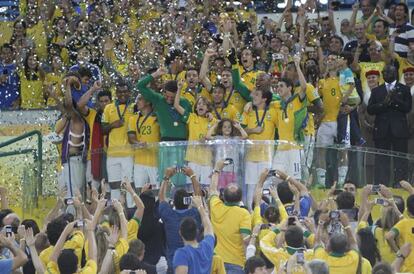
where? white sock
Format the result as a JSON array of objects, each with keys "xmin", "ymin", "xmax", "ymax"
[
  {"xmin": 316, "ymin": 168, "xmax": 326, "ymax": 186},
  {"xmin": 338, "ymin": 166, "xmax": 348, "ymax": 186}
]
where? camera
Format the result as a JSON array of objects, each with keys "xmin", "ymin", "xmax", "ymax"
[
  {"xmin": 296, "ymin": 250, "xmax": 305, "ymax": 264},
  {"xmin": 288, "ymin": 216, "xmax": 296, "ymax": 226},
  {"xmin": 262, "ymin": 189, "xmax": 270, "ymax": 195},
  {"xmin": 183, "ymin": 196, "xmax": 192, "ymax": 206},
  {"xmin": 260, "ymin": 223, "xmax": 271, "ymax": 230},
  {"xmin": 5, "ymin": 225, "xmax": 12, "ymax": 237},
  {"xmin": 106, "ymin": 199, "xmax": 113, "ymax": 207},
  {"xmin": 375, "ymin": 198, "xmax": 388, "ymax": 206},
  {"xmin": 371, "ymin": 185, "xmax": 381, "ymax": 193},
  {"xmin": 267, "ymin": 170, "xmax": 277, "ymax": 178},
  {"xmin": 64, "ymin": 198, "xmax": 74, "ymax": 205},
  {"xmin": 224, "ymin": 158, "xmax": 233, "ymax": 165},
  {"xmin": 329, "ymin": 210, "xmax": 340, "ymax": 220},
  {"xmin": 272, "ymin": 53, "xmax": 284, "ymax": 60},
  {"xmin": 175, "ymin": 166, "xmax": 185, "ymax": 173},
  {"xmin": 74, "ymin": 220, "xmax": 84, "ymax": 228}
]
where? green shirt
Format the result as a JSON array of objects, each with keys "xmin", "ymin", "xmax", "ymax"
[{"xmin": 136, "ymin": 75, "xmax": 192, "ymax": 140}]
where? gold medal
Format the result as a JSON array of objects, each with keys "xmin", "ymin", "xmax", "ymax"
[{"xmin": 174, "ymin": 121, "xmax": 178, "ymax": 127}]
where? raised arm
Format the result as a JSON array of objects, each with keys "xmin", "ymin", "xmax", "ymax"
[
  {"xmin": 192, "ymin": 196, "xmax": 213, "ymax": 236},
  {"xmin": 25, "ymin": 228, "xmax": 45, "ymax": 274},
  {"xmin": 234, "ymin": 122, "xmax": 248, "ymax": 139},
  {"xmin": 293, "ymin": 55, "xmax": 307, "ymax": 99},
  {"xmin": 136, "ymin": 67, "xmax": 166, "ymax": 103},
  {"xmin": 123, "ymin": 178, "xmax": 145, "ymax": 221},
  {"xmin": 85, "ymin": 219, "xmax": 97, "ymax": 262},
  {"xmin": 113, "ymin": 200, "xmax": 128, "ymax": 240},
  {"xmin": 340, "ymin": 213, "xmax": 357, "ymax": 250},
  {"xmin": 199, "ymin": 49, "xmax": 216, "ymax": 92},
  {"xmin": 349, "ymin": 2, "xmax": 359, "ymax": 30},
  {"xmin": 159, "ymin": 167, "xmax": 175, "ymax": 202},
  {"xmin": 183, "ymin": 166, "xmax": 202, "ymax": 196},
  {"xmin": 174, "ymin": 79, "xmax": 185, "ymax": 115},
  {"xmin": 50, "ymin": 221, "xmax": 76, "ymax": 262},
  {"xmin": 206, "ymin": 122, "xmax": 218, "ymax": 140},
  {"xmin": 209, "ymin": 160, "xmax": 225, "ymax": 196},
  {"xmin": 77, "ymin": 81, "xmax": 102, "ymax": 115}
]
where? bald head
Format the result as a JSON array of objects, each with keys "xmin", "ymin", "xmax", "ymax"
[
  {"xmin": 3, "ymin": 213, "xmax": 20, "ymax": 227},
  {"xmin": 223, "ymin": 183, "xmax": 242, "ymax": 204}
]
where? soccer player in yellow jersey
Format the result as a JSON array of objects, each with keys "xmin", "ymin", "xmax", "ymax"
[
  {"xmin": 180, "ymin": 68, "xmax": 212, "ymax": 107},
  {"xmin": 272, "ymin": 55, "xmax": 308, "ymax": 181},
  {"xmin": 211, "ymin": 84, "xmax": 240, "ymax": 122},
  {"xmin": 102, "ymin": 82, "xmax": 134, "ymax": 203},
  {"xmin": 386, "ymin": 195, "xmax": 414, "ymax": 272},
  {"xmin": 128, "ymin": 95, "xmax": 160, "ymax": 189},
  {"xmin": 241, "ymin": 89, "xmax": 277, "ymax": 209},
  {"xmin": 238, "ymin": 47, "xmax": 264, "ymax": 92},
  {"xmin": 316, "ymin": 55, "xmax": 342, "ymax": 187}
]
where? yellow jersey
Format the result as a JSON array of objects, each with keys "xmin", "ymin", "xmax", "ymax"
[
  {"xmin": 260, "ymin": 230, "xmax": 314, "ymax": 272},
  {"xmin": 40, "ymin": 230, "xmax": 85, "ymax": 268},
  {"xmin": 26, "ymin": 21, "xmax": 48, "ymax": 60},
  {"xmin": 297, "ymin": 84, "xmax": 319, "ymax": 136},
  {"xmin": 102, "ymin": 102, "xmax": 134, "ymax": 157},
  {"xmin": 226, "ymin": 88, "xmax": 247, "ymax": 114},
  {"xmin": 19, "ymin": 70, "xmax": 45, "ymax": 109},
  {"xmin": 358, "ymin": 221, "xmax": 395, "ymax": 264},
  {"xmin": 396, "ymin": 55, "xmax": 414, "ymax": 84},
  {"xmin": 238, "ymin": 65, "xmax": 263, "ymax": 92},
  {"xmin": 51, "ymin": 35, "xmax": 70, "ymax": 65},
  {"xmin": 161, "ymin": 71, "xmax": 186, "ymax": 83},
  {"xmin": 318, "ymin": 77, "xmax": 342, "ymax": 122},
  {"xmin": 212, "ymin": 103, "xmax": 240, "ymax": 122},
  {"xmin": 211, "ymin": 254, "xmax": 226, "ymax": 274},
  {"xmin": 273, "ymin": 95, "xmax": 306, "ymax": 150},
  {"xmin": 210, "ymin": 195, "xmax": 251, "ymax": 267},
  {"xmin": 184, "ymin": 112, "xmax": 215, "ymax": 165},
  {"xmin": 46, "ymin": 260, "xmax": 97, "ymax": 274},
  {"xmin": 44, "ymin": 72, "xmax": 64, "ymax": 107},
  {"xmin": 128, "ymin": 112, "xmax": 160, "ymax": 167},
  {"xmin": 314, "ymin": 246, "xmax": 359, "ymax": 274},
  {"xmin": 359, "ymin": 61, "xmax": 385, "ymax": 93},
  {"xmin": 391, "ymin": 217, "xmax": 414, "ymax": 272},
  {"xmin": 241, "ymin": 106, "xmax": 277, "ymax": 162},
  {"xmin": 181, "ymin": 86, "xmax": 212, "ymax": 108}
]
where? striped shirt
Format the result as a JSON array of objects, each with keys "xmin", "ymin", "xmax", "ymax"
[{"xmin": 393, "ymin": 22, "xmax": 414, "ymax": 58}]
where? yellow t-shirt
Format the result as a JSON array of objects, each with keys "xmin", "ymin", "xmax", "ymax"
[
  {"xmin": 313, "ymin": 246, "xmax": 359, "ymax": 274},
  {"xmin": 102, "ymin": 102, "xmax": 134, "ymax": 157},
  {"xmin": 45, "ymin": 259, "xmax": 97, "ymax": 274},
  {"xmin": 359, "ymin": 62, "xmax": 385, "ymax": 93},
  {"xmin": 181, "ymin": 87, "xmax": 212, "ymax": 108},
  {"xmin": 251, "ymin": 203, "xmax": 288, "ymax": 245},
  {"xmin": 211, "ymin": 254, "xmax": 226, "ymax": 274},
  {"xmin": 273, "ymin": 95, "xmax": 306, "ymax": 150},
  {"xmin": 391, "ymin": 217, "xmax": 414, "ymax": 272},
  {"xmin": 84, "ymin": 109, "xmax": 98, "ymax": 161},
  {"xmin": 184, "ymin": 112, "xmax": 215, "ymax": 165},
  {"xmin": 238, "ymin": 65, "xmax": 263, "ymax": 92},
  {"xmin": 51, "ymin": 35, "xmax": 70, "ymax": 65},
  {"xmin": 40, "ymin": 230, "xmax": 85, "ymax": 268},
  {"xmin": 128, "ymin": 112, "xmax": 160, "ymax": 167},
  {"xmin": 358, "ymin": 221, "xmax": 395, "ymax": 264},
  {"xmin": 318, "ymin": 77, "xmax": 342, "ymax": 122},
  {"xmin": 241, "ymin": 107, "xmax": 277, "ymax": 162},
  {"xmin": 210, "ymin": 195, "xmax": 251, "ymax": 267},
  {"xmin": 127, "ymin": 217, "xmax": 141, "ymax": 242},
  {"xmin": 27, "ymin": 21, "xmax": 48, "ymax": 61},
  {"xmin": 260, "ymin": 230, "xmax": 313, "ymax": 271},
  {"xmin": 226, "ymin": 88, "xmax": 247, "ymax": 115},
  {"xmin": 296, "ymin": 84, "xmax": 318, "ymax": 136},
  {"xmin": 212, "ymin": 104, "xmax": 240, "ymax": 122},
  {"xmin": 19, "ymin": 71, "xmax": 45, "ymax": 109},
  {"xmin": 396, "ymin": 55, "xmax": 414, "ymax": 84},
  {"xmin": 161, "ymin": 71, "xmax": 186, "ymax": 83},
  {"xmin": 44, "ymin": 72, "xmax": 64, "ymax": 107}
]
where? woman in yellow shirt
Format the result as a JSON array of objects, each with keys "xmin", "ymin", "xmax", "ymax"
[
  {"xmin": 19, "ymin": 52, "xmax": 45, "ymax": 109},
  {"xmin": 174, "ymin": 81, "xmax": 216, "ymax": 188},
  {"xmin": 44, "ymin": 55, "xmax": 65, "ymax": 108},
  {"xmin": 48, "ymin": 16, "xmax": 71, "ymax": 66}
]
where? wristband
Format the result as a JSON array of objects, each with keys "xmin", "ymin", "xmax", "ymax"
[
  {"xmin": 344, "ymin": 226, "xmax": 351, "ymax": 230},
  {"xmin": 190, "ymin": 174, "xmax": 196, "ymax": 179},
  {"xmin": 108, "ymin": 246, "xmax": 115, "ymax": 250},
  {"xmin": 318, "ymin": 221, "xmax": 325, "ymax": 225},
  {"xmin": 251, "ymin": 233, "xmax": 258, "ymax": 238},
  {"xmin": 285, "ymin": 176, "xmax": 291, "ymax": 181},
  {"xmin": 396, "ymin": 251, "xmax": 406, "ymax": 259},
  {"xmin": 212, "ymin": 169, "xmax": 220, "ymax": 174}
]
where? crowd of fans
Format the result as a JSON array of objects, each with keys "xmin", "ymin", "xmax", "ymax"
[{"xmin": 3, "ymin": 0, "xmax": 414, "ymax": 273}]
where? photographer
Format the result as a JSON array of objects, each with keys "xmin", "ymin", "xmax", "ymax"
[
  {"xmin": 158, "ymin": 166, "xmax": 202, "ymax": 272},
  {"xmin": 0, "ymin": 233, "xmax": 28, "ymax": 274}
]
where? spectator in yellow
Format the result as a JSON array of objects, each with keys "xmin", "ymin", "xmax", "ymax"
[{"xmin": 19, "ymin": 52, "xmax": 45, "ymax": 109}]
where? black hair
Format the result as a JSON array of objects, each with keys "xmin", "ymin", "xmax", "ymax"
[
  {"xmin": 78, "ymin": 67, "xmax": 92, "ymax": 79},
  {"xmin": 24, "ymin": 52, "xmax": 39, "ymax": 80},
  {"xmin": 244, "ymin": 256, "xmax": 266, "ymax": 274},
  {"xmin": 372, "ymin": 262, "xmax": 393, "ymax": 274},
  {"xmin": 396, "ymin": 3, "xmax": 409, "ymax": 18},
  {"xmin": 339, "ymin": 51, "xmax": 354, "ymax": 67},
  {"xmin": 344, "ymin": 180, "xmax": 357, "ymax": 188},
  {"xmin": 329, "ymin": 233, "xmax": 349, "ymax": 254},
  {"xmin": 215, "ymin": 118, "xmax": 241, "ymax": 137},
  {"xmin": 179, "ymin": 217, "xmax": 198, "ymax": 241},
  {"xmin": 285, "ymin": 226, "xmax": 304, "ymax": 248},
  {"xmin": 164, "ymin": 80, "xmax": 178, "ymax": 93},
  {"xmin": 1, "ymin": 43, "xmax": 13, "ymax": 52},
  {"xmin": 128, "ymin": 239, "xmax": 145, "ymax": 257},
  {"xmin": 358, "ymin": 227, "xmax": 381, "ymax": 267},
  {"xmin": 97, "ymin": 90, "xmax": 112, "ymax": 101},
  {"xmin": 330, "ymin": 35, "xmax": 344, "ymax": 47},
  {"xmin": 46, "ymin": 218, "xmax": 67, "ymax": 245},
  {"xmin": 58, "ymin": 249, "xmax": 78, "ymax": 274},
  {"xmin": 277, "ymin": 181, "xmax": 294, "ymax": 204},
  {"xmin": 165, "ymin": 49, "xmax": 183, "ymax": 66},
  {"xmin": 374, "ymin": 18, "xmax": 389, "ymax": 29},
  {"xmin": 254, "ymin": 89, "xmax": 272, "ymax": 106},
  {"xmin": 21, "ymin": 219, "xmax": 40, "ymax": 235},
  {"xmin": 278, "ymin": 77, "xmax": 295, "ymax": 95},
  {"xmin": 119, "ymin": 253, "xmax": 141, "ymax": 271},
  {"xmin": 264, "ymin": 206, "xmax": 280, "ymax": 224},
  {"xmin": 336, "ymin": 191, "xmax": 355, "ymax": 210},
  {"xmin": 174, "ymin": 189, "xmax": 191, "ymax": 210},
  {"xmin": 407, "ymin": 194, "xmax": 414, "ymax": 216},
  {"xmin": 223, "ymin": 185, "xmax": 242, "ymax": 203},
  {"xmin": 213, "ymin": 83, "xmax": 226, "ymax": 93}
]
